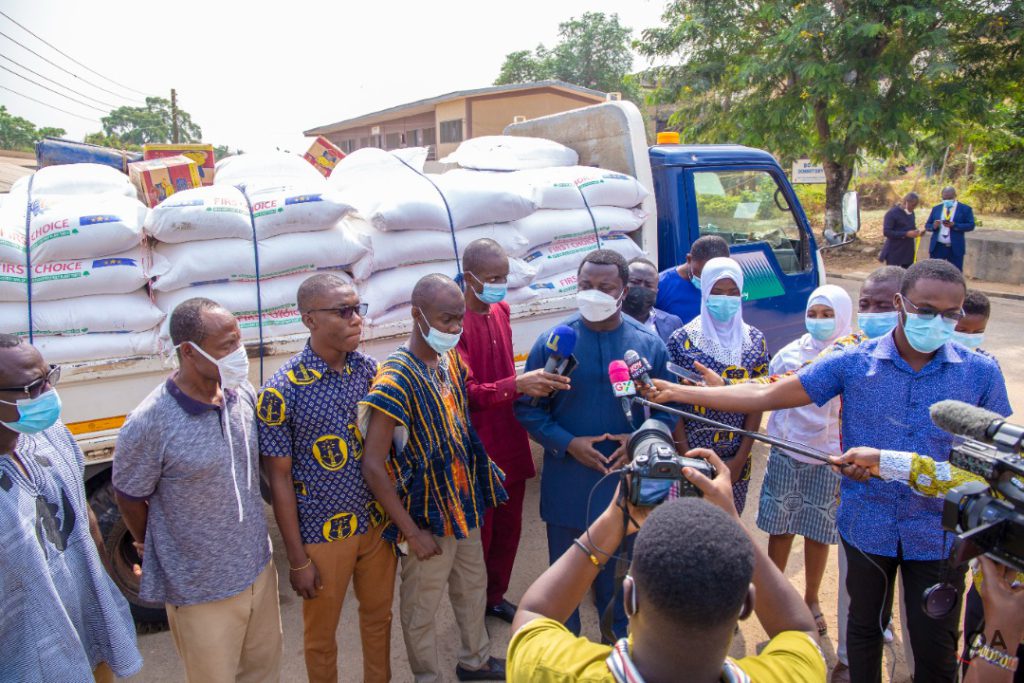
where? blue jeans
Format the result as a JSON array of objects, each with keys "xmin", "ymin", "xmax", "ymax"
[
  {"xmin": 930, "ymin": 242, "xmax": 964, "ymax": 271},
  {"xmin": 545, "ymin": 523, "xmax": 632, "ymax": 641}
]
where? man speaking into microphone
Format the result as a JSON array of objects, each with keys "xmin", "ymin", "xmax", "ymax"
[{"xmin": 515, "ymin": 249, "xmax": 676, "ymax": 641}]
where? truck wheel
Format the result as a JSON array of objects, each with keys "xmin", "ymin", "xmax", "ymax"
[{"xmin": 89, "ymin": 480, "xmax": 168, "ymax": 632}]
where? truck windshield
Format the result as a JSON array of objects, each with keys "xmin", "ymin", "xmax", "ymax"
[{"xmin": 693, "ymin": 170, "xmax": 806, "ymax": 274}]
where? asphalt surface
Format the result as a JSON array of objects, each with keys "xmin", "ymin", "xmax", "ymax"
[{"xmin": 127, "ymin": 278, "xmax": 1024, "ymax": 682}]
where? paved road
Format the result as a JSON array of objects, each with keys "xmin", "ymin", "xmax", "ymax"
[{"xmin": 127, "ymin": 279, "xmax": 1023, "ymax": 682}]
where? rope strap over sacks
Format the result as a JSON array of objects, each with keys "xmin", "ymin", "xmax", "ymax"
[
  {"xmin": 23, "ymin": 174, "xmax": 35, "ymax": 343},
  {"xmin": 576, "ymin": 178, "xmax": 603, "ymax": 249},
  {"xmin": 392, "ymin": 156, "xmax": 463, "ymax": 281},
  {"xmin": 238, "ymin": 185, "xmax": 266, "ymax": 385}
]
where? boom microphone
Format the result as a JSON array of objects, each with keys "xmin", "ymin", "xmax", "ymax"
[
  {"xmin": 608, "ymin": 360, "xmax": 636, "ymax": 424},
  {"xmin": 624, "ymin": 349, "xmax": 653, "ymax": 387},
  {"xmin": 531, "ymin": 324, "xmax": 578, "ymax": 406},
  {"xmin": 930, "ymin": 400, "xmax": 1024, "ymax": 452}
]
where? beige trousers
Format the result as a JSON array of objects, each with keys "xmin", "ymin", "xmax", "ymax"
[
  {"xmin": 166, "ymin": 560, "xmax": 283, "ymax": 683},
  {"xmin": 399, "ymin": 528, "xmax": 491, "ymax": 683}
]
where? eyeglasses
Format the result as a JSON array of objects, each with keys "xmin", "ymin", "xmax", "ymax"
[
  {"xmin": 307, "ymin": 303, "xmax": 368, "ymax": 319},
  {"xmin": 899, "ymin": 294, "xmax": 964, "ymax": 322},
  {"xmin": 0, "ymin": 364, "xmax": 61, "ymax": 397}
]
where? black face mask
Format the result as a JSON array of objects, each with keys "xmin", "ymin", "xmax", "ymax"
[{"xmin": 623, "ymin": 286, "xmax": 657, "ymax": 320}]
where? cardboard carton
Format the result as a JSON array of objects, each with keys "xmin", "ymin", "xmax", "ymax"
[
  {"xmin": 143, "ymin": 143, "xmax": 216, "ymax": 185},
  {"xmin": 128, "ymin": 155, "xmax": 201, "ymax": 207},
  {"xmin": 303, "ymin": 137, "xmax": 345, "ymax": 177}
]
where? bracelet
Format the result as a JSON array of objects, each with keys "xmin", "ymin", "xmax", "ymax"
[
  {"xmin": 573, "ymin": 539, "xmax": 603, "ymax": 568},
  {"xmin": 289, "ymin": 558, "xmax": 312, "ymax": 572},
  {"xmin": 971, "ymin": 641, "xmax": 1019, "ymax": 672}
]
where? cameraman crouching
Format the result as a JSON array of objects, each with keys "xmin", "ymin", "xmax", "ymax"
[{"xmin": 507, "ymin": 448, "xmax": 826, "ymax": 682}]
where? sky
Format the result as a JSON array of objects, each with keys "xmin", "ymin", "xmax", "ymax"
[{"xmin": 0, "ymin": 0, "xmax": 669, "ymax": 153}]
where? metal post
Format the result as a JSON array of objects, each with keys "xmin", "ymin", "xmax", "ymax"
[{"xmin": 170, "ymin": 88, "xmax": 179, "ymax": 144}]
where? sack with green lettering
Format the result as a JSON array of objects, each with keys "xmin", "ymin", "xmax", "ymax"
[{"xmin": 0, "ymin": 247, "xmax": 168, "ymax": 302}]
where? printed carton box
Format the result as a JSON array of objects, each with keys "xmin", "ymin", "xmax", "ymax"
[
  {"xmin": 128, "ymin": 155, "xmax": 202, "ymax": 208},
  {"xmin": 143, "ymin": 143, "xmax": 216, "ymax": 185},
  {"xmin": 303, "ymin": 136, "xmax": 345, "ymax": 177}
]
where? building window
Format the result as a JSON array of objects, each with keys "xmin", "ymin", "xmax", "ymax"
[
  {"xmin": 358, "ymin": 137, "xmax": 369, "ymax": 149},
  {"xmin": 439, "ymin": 119, "xmax": 463, "ymax": 144},
  {"xmin": 422, "ymin": 128, "xmax": 436, "ymax": 146},
  {"xmin": 368, "ymin": 134, "xmax": 382, "ymax": 148},
  {"xmin": 384, "ymin": 132, "xmax": 402, "ymax": 149},
  {"xmin": 407, "ymin": 129, "xmax": 421, "ymax": 146}
]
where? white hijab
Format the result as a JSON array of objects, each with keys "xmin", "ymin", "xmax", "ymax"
[
  {"xmin": 683, "ymin": 256, "xmax": 749, "ymax": 366},
  {"xmin": 804, "ymin": 284, "xmax": 853, "ymax": 352}
]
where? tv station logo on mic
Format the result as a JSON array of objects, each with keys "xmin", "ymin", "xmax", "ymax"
[{"xmin": 612, "ymin": 378, "xmax": 636, "ymax": 397}]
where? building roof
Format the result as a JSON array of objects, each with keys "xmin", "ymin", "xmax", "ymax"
[{"xmin": 304, "ymin": 80, "xmax": 607, "ymax": 136}]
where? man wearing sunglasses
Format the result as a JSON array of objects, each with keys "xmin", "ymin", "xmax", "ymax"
[
  {"xmin": 643, "ymin": 259, "xmax": 1011, "ymax": 682},
  {"xmin": 258, "ymin": 273, "xmax": 397, "ymax": 683},
  {"xmin": 0, "ymin": 335, "xmax": 142, "ymax": 682}
]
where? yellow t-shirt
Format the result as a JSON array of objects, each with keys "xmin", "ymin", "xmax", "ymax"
[{"xmin": 507, "ymin": 618, "xmax": 826, "ymax": 682}]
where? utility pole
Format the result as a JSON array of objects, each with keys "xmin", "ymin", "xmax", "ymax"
[{"xmin": 170, "ymin": 88, "xmax": 179, "ymax": 144}]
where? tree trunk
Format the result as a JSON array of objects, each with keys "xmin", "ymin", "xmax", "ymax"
[{"xmin": 823, "ymin": 160, "xmax": 855, "ymax": 235}]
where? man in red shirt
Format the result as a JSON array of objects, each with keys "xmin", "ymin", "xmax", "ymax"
[{"xmin": 457, "ymin": 239, "xmax": 571, "ymax": 623}]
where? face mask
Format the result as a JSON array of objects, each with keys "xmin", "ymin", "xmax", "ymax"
[
  {"xmin": 577, "ymin": 289, "xmax": 622, "ymax": 322},
  {"xmin": 901, "ymin": 307, "xmax": 956, "ymax": 354},
  {"xmin": 469, "ymin": 272, "xmax": 507, "ymax": 305},
  {"xmin": 952, "ymin": 331, "xmax": 984, "ymax": 350},
  {"xmin": 691, "ymin": 274, "xmax": 702, "ymax": 291},
  {"xmin": 943, "ymin": 199, "xmax": 955, "ymax": 210},
  {"xmin": 0, "ymin": 388, "xmax": 62, "ymax": 434},
  {"xmin": 805, "ymin": 316, "xmax": 837, "ymax": 342},
  {"xmin": 857, "ymin": 311, "xmax": 899, "ymax": 339},
  {"xmin": 186, "ymin": 342, "xmax": 250, "ymax": 389},
  {"xmin": 706, "ymin": 294, "xmax": 741, "ymax": 322},
  {"xmin": 416, "ymin": 309, "xmax": 462, "ymax": 355},
  {"xmin": 623, "ymin": 286, "xmax": 657, "ymax": 320}
]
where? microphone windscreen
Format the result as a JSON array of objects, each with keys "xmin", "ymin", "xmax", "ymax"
[
  {"xmin": 608, "ymin": 360, "xmax": 630, "ymax": 383},
  {"xmin": 545, "ymin": 325, "xmax": 577, "ymax": 358},
  {"xmin": 624, "ymin": 349, "xmax": 641, "ymax": 366},
  {"xmin": 929, "ymin": 400, "xmax": 1000, "ymax": 441}
]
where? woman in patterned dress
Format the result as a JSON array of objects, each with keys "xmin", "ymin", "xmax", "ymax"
[
  {"xmin": 666, "ymin": 256, "xmax": 768, "ymax": 514},
  {"xmin": 756, "ymin": 284, "xmax": 852, "ymax": 636}
]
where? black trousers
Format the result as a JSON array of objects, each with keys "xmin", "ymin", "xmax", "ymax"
[{"xmin": 842, "ymin": 535, "xmax": 967, "ymax": 683}]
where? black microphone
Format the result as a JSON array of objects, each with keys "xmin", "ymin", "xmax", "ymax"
[
  {"xmin": 531, "ymin": 324, "xmax": 578, "ymax": 407},
  {"xmin": 624, "ymin": 349, "xmax": 653, "ymax": 387},
  {"xmin": 930, "ymin": 400, "xmax": 1024, "ymax": 452}
]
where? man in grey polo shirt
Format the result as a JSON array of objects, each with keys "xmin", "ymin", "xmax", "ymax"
[{"xmin": 114, "ymin": 298, "xmax": 282, "ymax": 683}]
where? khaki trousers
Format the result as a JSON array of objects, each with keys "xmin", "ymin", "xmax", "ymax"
[
  {"xmin": 303, "ymin": 525, "xmax": 397, "ymax": 683},
  {"xmin": 399, "ymin": 528, "xmax": 491, "ymax": 683},
  {"xmin": 166, "ymin": 560, "xmax": 283, "ymax": 683}
]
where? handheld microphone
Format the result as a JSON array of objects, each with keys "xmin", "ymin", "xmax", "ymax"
[
  {"xmin": 531, "ymin": 324, "xmax": 578, "ymax": 407},
  {"xmin": 608, "ymin": 360, "xmax": 636, "ymax": 424},
  {"xmin": 930, "ymin": 400, "xmax": 1023, "ymax": 452},
  {"xmin": 624, "ymin": 349, "xmax": 654, "ymax": 387}
]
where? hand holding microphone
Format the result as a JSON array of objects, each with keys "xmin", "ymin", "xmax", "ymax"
[{"xmin": 529, "ymin": 324, "xmax": 577, "ymax": 406}]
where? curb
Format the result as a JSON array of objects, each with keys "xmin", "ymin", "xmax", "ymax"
[{"xmin": 828, "ymin": 272, "xmax": 1024, "ymax": 303}]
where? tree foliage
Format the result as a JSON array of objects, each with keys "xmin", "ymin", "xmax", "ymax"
[
  {"xmin": 0, "ymin": 106, "xmax": 66, "ymax": 152},
  {"xmin": 97, "ymin": 96, "xmax": 202, "ymax": 146},
  {"xmin": 639, "ymin": 1, "xmax": 1023, "ymax": 230},
  {"xmin": 495, "ymin": 12, "xmax": 638, "ymax": 99}
]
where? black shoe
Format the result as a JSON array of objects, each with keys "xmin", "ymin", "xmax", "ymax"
[
  {"xmin": 485, "ymin": 599, "xmax": 517, "ymax": 624},
  {"xmin": 456, "ymin": 657, "xmax": 506, "ymax": 681}
]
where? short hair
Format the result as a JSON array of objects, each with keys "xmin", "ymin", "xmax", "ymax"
[
  {"xmin": 632, "ymin": 499, "xmax": 754, "ymax": 629},
  {"xmin": 169, "ymin": 297, "xmax": 224, "ymax": 347},
  {"xmin": 297, "ymin": 273, "xmax": 353, "ymax": 313},
  {"xmin": 865, "ymin": 264, "xmax": 905, "ymax": 291},
  {"xmin": 411, "ymin": 273, "xmax": 460, "ymax": 309},
  {"xmin": 0, "ymin": 333, "xmax": 24, "ymax": 349},
  {"xmin": 628, "ymin": 256, "xmax": 658, "ymax": 271},
  {"xmin": 462, "ymin": 238, "xmax": 506, "ymax": 274},
  {"xmin": 578, "ymin": 248, "xmax": 629, "ymax": 284},
  {"xmin": 942, "ymin": 186, "xmax": 957, "ymax": 197},
  {"xmin": 901, "ymin": 259, "xmax": 966, "ymax": 296},
  {"xmin": 904, "ymin": 192, "xmax": 919, "ymax": 203},
  {"xmin": 689, "ymin": 235, "xmax": 730, "ymax": 263},
  {"xmin": 963, "ymin": 290, "xmax": 991, "ymax": 318}
]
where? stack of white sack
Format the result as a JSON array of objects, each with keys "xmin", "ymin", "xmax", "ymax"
[
  {"xmin": 146, "ymin": 152, "xmax": 367, "ymax": 345},
  {"xmin": 0, "ymin": 164, "xmax": 166, "ymax": 362}
]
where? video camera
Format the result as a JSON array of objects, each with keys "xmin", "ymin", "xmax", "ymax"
[
  {"xmin": 931, "ymin": 400, "xmax": 1024, "ymax": 571},
  {"xmin": 623, "ymin": 419, "xmax": 717, "ymax": 507}
]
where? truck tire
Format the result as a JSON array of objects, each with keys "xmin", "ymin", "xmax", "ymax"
[{"xmin": 88, "ymin": 480, "xmax": 168, "ymax": 632}]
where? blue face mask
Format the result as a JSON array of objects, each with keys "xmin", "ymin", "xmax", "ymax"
[
  {"xmin": 469, "ymin": 272, "xmax": 507, "ymax": 305},
  {"xmin": 805, "ymin": 316, "xmax": 837, "ymax": 341},
  {"xmin": 943, "ymin": 199, "xmax": 955, "ymax": 210},
  {"xmin": 0, "ymin": 389, "xmax": 62, "ymax": 434},
  {"xmin": 706, "ymin": 294, "xmax": 741, "ymax": 322},
  {"xmin": 902, "ymin": 310, "xmax": 956, "ymax": 353},
  {"xmin": 952, "ymin": 331, "xmax": 984, "ymax": 350},
  {"xmin": 857, "ymin": 311, "xmax": 899, "ymax": 339},
  {"xmin": 691, "ymin": 274, "xmax": 702, "ymax": 291},
  {"xmin": 416, "ymin": 309, "xmax": 462, "ymax": 355}
]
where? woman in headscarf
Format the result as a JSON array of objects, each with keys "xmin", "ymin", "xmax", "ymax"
[
  {"xmin": 666, "ymin": 256, "xmax": 768, "ymax": 514},
  {"xmin": 756, "ymin": 283, "xmax": 853, "ymax": 637}
]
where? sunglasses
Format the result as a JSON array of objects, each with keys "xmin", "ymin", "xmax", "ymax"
[
  {"xmin": 307, "ymin": 303, "xmax": 368, "ymax": 319},
  {"xmin": 0, "ymin": 364, "xmax": 61, "ymax": 397}
]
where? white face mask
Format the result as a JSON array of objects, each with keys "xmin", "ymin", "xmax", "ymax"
[
  {"xmin": 577, "ymin": 288, "xmax": 622, "ymax": 322},
  {"xmin": 184, "ymin": 342, "xmax": 250, "ymax": 389}
]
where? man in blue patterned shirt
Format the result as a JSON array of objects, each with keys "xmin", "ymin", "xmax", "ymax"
[
  {"xmin": 645, "ymin": 259, "xmax": 1011, "ymax": 683},
  {"xmin": 259, "ymin": 274, "xmax": 396, "ymax": 683}
]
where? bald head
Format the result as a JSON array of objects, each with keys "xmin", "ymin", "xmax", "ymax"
[
  {"xmin": 942, "ymin": 186, "xmax": 957, "ymax": 200},
  {"xmin": 462, "ymin": 238, "xmax": 507, "ymax": 275},
  {"xmin": 411, "ymin": 273, "xmax": 463, "ymax": 312},
  {"xmin": 298, "ymin": 273, "xmax": 355, "ymax": 313}
]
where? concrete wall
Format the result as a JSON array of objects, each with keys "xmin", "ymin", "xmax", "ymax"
[
  {"xmin": 469, "ymin": 91, "xmax": 602, "ymax": 138},
  {"xmin": 964, "ymin": 230, "xmax": 1024, "ymax": 284},
  {"xmin": 434, "ymin": 99, "xmax": 468, "ymax": 159}
]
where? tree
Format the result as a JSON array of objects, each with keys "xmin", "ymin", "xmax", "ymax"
[
  {"xmin": 96, "ymin": 96, "xmax": 202, "ymax": 146},
  {"xmin": 495, "ymin": 12, "xmax": 638, "ymax": 99},
  {"xmin": 639, "ymin": 1, "xmax": 1023, "ymax": 232},
  {"xmin": 0, "ymin": 106, "xmax": 66, "ymax": 151}
]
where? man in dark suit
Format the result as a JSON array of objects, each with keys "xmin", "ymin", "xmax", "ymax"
[
  {"xmin": 623, "ymin": 257, "xmax": 684, "ymax": 343},
  {"xmin": 879, "ymin": 192, "xmax": 921, "ymax": 268},
  {"xmin": 924, "ymin": 186, "xmax": 975, "ymax": 271}
]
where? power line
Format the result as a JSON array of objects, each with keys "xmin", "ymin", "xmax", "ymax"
[
  {"xmin": 0, "ymin": 53, "xmax": 122, "ymax": 109},
  {"xmin": 0, "ymin": 84, "xmax": 99, "ymax": 122},
  {"xmin": 0, "ymin": 10, "xmax": 147, "ymax": 97},
  {"xmin": 0, "ymin": 29, "xmax": 145, "ymax": 105},
  {"xmin": 0, "ymin": 63, "xmax": 107, "ymax": 113}
]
